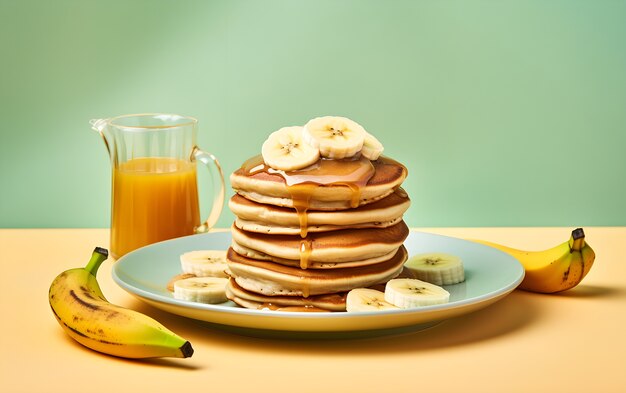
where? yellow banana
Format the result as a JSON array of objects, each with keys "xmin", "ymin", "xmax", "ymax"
[
  {"xmin": 48, "ymin": 247, "xmax": 193, "ymax": 359},
  {"xmin": 471, "ymin": 228, "xmax": 595, "ymax": 293}
]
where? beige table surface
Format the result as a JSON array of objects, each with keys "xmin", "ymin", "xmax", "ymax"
[{"xmin": 1, "ymin": 227, "xmax": 625, "ymax": 393}]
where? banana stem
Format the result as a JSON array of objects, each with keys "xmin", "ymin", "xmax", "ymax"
[
  {"xmin": 569, "ymin": 228, "xmax": 586, "ymax": 252},
  {"xmin": 85, "ymin": 247, "xmax": 109, "ymax": 276}
]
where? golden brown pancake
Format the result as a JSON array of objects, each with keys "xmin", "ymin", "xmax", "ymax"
[
  {"xmin": 234, "ymin": 216, "xmax": 404, "ymax": 236},
  {"xmin": 229, "ymin": 188, "xmax": 410, "ymax": 235},
  {"xmin": 226, "ymin": 246, "xmax": 407, "ymax": 297},
  {"xmin": 230, "ymin": 155, "xmax": 408, "ymax": 210},
  {"xmin": 225, "ymin": 279, "xmax": 345, "ymax": 312},
  {"xmin": 230, "ymin": 221, "xmax": 409, "ymax": 267},
  {"xmin": 225, "ymin": 267, "xmax": 418, "ymax": 312},
  {"xmin": 230, "ymin": 241, "xmax": 399, "ymax": 269}
]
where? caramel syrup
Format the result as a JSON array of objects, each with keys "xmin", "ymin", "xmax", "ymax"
[
  {"xmin": 241, "ymin": 155, "xmax": 376, "ymax": 276},
  {"xmin": 257, "ymin": 303, "xmax": 328, "ymax": 312},
  {"xmin": 300, "ymin": 238, "xmax": 313, "ymax": 269}
]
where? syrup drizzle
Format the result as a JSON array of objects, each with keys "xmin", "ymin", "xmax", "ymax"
[
  {"xmin": 299, "ymin": 238, "xmax": 313, "ymax": 270},
  {"xmin": 240, "ymin": 155, "xmax": 376, "ymax": 282},
  {"xmin": 258, "ymin": 303, "xmax": 328, "ymax": 312}
]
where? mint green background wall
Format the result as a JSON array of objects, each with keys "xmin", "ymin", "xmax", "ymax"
[{"xmin": 1, "ymin": 0, "xmax": 625, "ymax": 228}]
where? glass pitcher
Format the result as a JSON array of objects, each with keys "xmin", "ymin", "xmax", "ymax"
[{"xmin": 91, "ymin": 113, "xmax": 225, "ymax": 259}]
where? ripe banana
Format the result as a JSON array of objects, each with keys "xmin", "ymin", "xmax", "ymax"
[
  {"xmin": 262, "ymin": 126, "xmax": 319, "ymax": 171},
  {"xmin": 49, "ymin": 247, "xmax": 193, "ymax": 359},
  {"xmin": 302, "ymin": 116, "xmax": 366, "ymax": 159},
  {"xmin": 471, "ymin": 228, "xmax": 595, "ymax": 294}
]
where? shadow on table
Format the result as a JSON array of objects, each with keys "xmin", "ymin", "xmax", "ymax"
[
  {"xmin": 548, "ymin": 284, "xmax": 625, "ymax": 299},
  {"xmin": 127, "ymin": 289, "xmax": 542, "ymax": 355}
]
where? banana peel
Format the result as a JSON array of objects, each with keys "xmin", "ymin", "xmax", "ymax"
[
  {"xmin": 470, "ymin": 228, "xmax": 596, "ymax": 294},
  {"xmin": 48, "ymin": 247, "xmax": 193, "ymax": 359}
]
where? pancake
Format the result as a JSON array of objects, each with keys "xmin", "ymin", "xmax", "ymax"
[
  {"xmin": 230, "ymin": 155, "xmax": 408, "ymax": 210},
  {"xmin": 226, "ymin": 279, "xmax": 345, "ymax": 312},
  {"xmin": 234, "ymin": 216, "xmax": 403, "ymax": 235},
  {"xmin": 225, "ymin": 267, "xmax": 418, "ymax": 312},
  {"xmin": 231, "ymin": 241, "xmax": 399, "ymax": 269},
  {"xmin": 230, "ymin": 221, "xmax": 409, "ymax": 266},
  {"xmin": 229, "ymin": 188, "xmax": 410, "ymax": 235},
  {"xmin": 226, "ymin": 295, "xmax": 330, "ymax": 312},
  {"xmin": 226, "ymin": 246, "xmax": 407, "ymax": 297}
]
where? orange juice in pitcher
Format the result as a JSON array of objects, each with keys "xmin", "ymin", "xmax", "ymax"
[
  {"xmin": 111, "ymin": 157, "xmax": 201, "ymax": 258},
  {"xmin": 91, "ymin": 114, "xmax": 225, "ymax": 259}
]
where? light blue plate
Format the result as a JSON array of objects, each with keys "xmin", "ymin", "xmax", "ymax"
[{"xmin": 112, "ymin": 230, "xmax": 524, "ymax": 337}]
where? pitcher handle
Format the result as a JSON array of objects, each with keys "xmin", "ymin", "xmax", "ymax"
[{"xmin": 192, "ymin": 147, "xmax": 226, "ymax": 233}]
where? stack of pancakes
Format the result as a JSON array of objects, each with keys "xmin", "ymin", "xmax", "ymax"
[{"xmin": 225, "ymin": 155, "xmax": 411, "ymax": 312}]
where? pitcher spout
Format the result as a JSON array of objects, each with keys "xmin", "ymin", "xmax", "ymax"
[{"xmin": 90, "ymin": 118, "xmax": 112, "ymax": 157}]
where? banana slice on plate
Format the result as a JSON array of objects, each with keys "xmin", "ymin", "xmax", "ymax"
[
  {"xmin": 262, "ymin": 126, "xmax": 320, "ymax": 171},
  {"xmin": 173, "ymin": 277, "xmax": 229, "ymax": 304},
  {"xmin": 385, "ymin": 278, "xmax": 450, "ymax": 308},
  {"xmin": 180, "ymin": 250, "xmax": 229, "ymax": 278},
  {"xmin": 166, "ymin": 273, "xmax": 196, "ymax": 292},
  {"xmin": 360, "ymin": 132, "xmax": 384, "ymax": 160},
  {"xmin": 404, "ymin": 253, "xmax": 465, "ymax": 285},
  {"xmin": 346, "ymin": 288, "xmax": 399, "ymax": 312},
  {"xmin": 302, "ymin": 116, "xmax": 366, "ymax": 159}
]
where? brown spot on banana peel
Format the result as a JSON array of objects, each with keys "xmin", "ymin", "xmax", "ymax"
[
  {"xmin": 562, "ymin": 266, "xmax": 570, "ymax": 282},
  {"xmin": 51, "ymin": 303, "xmax": 123, "ymax": 345},
  {"xmin": 79, "ymin": 286, "xmax": 105, "ymax": 301},
  {"xmin": 50, "ymin": 305, "xmax": 88, "ymax": 338},
  {"xmin": 96, "ymin": 339, "xmax": 123, "ymax": 346},
  {"xmin": 105, "ymin": 311, "xmax": 121, "ymax": 321},
  {"xmin": 69, "ymin": 290, "xmax": 101, "ymax": 311},
  {"xmin": 580, "ymin": 245, "xmax": 595, "ymax": 281},
  {"xmin": 69, "ymin": 324, "xmax": 121, "ymax": 345},
  {"xmin": 67, "ymin": 324, "xmax": 89, "ymax": 338},
  {"xmin": 577, "ymin": 257, "xmax": 585, "ymax": 287}
]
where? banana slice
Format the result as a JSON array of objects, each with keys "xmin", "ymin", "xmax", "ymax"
[
  {"xmin": 180, "ymin": 250, "xmax": 229, "ymax": 278},
  {"xmin": 346, "ymin": 288, "xmax": 399, "ymax": 312},
  {"xmin": 173, "ymin": 277, "xmax": 229, "ymax": 304},
  {"xmin": 167, "ymin": 273, "xmax": 197, "ymax": 292},
  {"xmin": 404, "ymin": 253, "xmax": 465, "ymax": 286},
  {"xmin": 302, "ymin": 116, "xmax": 366, "ymax": 159},
  {"xmin": 262, "ymin": 126, "xmax": 320, "ymax": 171},
  {"xmin": 384, "ymin": 278, "xmax": 450, "ymax": 308},
  {"xmin": 360, "ymin": 132, "xmax": 384, "ymax": 160}
]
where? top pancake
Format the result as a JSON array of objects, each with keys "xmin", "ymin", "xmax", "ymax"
[{"xmin": 230, "ymin": 155, "xmax": 408, "ymax": 210}]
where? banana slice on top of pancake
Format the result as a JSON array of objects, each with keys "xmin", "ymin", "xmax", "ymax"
[
  {"xmin": 302, "ymin": 116, "xmax": 366, "ymax": 159},
  {"xmin": 262, "ymin": 126, "xmax": 319, "ymax": 171},
  {"xmin": 361, "ymin": 132, "xmax": 384, "ymax": 160}
]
